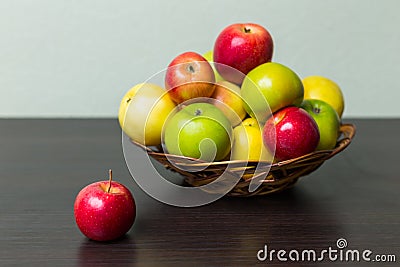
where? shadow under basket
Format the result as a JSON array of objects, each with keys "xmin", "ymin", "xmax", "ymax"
[{"xmin": 132, "ymin": 123, "xmax": 356, "ymax": 197}]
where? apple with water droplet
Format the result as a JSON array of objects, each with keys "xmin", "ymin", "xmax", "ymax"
[{"xmin": 74, "ymin": 170, "xmax": 136, "ymax": 242}]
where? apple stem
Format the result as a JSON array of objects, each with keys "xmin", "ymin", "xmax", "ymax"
[
  {"xmin": 187, "ymin": 64, "xmax": 195, "ymax": 73},
  {"xmin": 244, "ymin": 27, "xmax": 251, "ymax": 33},
  {"xmin": 195, "ymin": 109, "xmax": 202, "ymax": 116},
  {"xmin": 107, "ymin": 169, "xmax": 113, "ymax": 193},
  {"xmin": 313, "ymin": 107, "xmax": 321, "ymax": 114}
]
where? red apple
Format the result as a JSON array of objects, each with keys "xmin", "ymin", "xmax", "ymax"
[
  {"xmin": 74, "ymin": 170, "xmax": 136, "ymax": 242},
  {"xmin": 263, "ymin": 106, "xmax": 320, "ymax": 161},
  {"xmin": 213, "ymin": 23, "xmax": 274, "ymax": 84},
  {"xmin": 165, "ymin": 51, "xmax": 216, "ymax": 104}
]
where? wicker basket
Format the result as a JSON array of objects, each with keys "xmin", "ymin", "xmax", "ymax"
[{"xmin": 132, "ymin": 123, "xmax": 355, "ymax": 197}]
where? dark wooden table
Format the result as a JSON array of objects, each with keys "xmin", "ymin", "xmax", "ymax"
[{"xmin": 0, "ymin": 119, "xmax": 399, "ymax": 266}]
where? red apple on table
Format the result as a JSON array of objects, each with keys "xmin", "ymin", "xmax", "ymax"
[
  {"xmin": 213, "ymin": 23, "xmax": 274, "ymax": 84},
  {"xmin": 263, "ymin": 106, "xmax": 320, "ymax": 162},
  {"xmin": 74, "ymin": 170, "xmax": 136, "ymax": 242},
  {"xmin": 165, "ymin": 51, "xmax": 216, "ymax": 104}
]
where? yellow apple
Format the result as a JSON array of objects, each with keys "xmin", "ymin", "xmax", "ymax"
[
  {"xmin": 211, "ymin": 81, "xmax": 247, "ymax": 127},
  {"xmin": 231, "ymin": 118, "xmax": 273, "ymax": 162},
  {"xmin": 202, "ymin": 50, "xmax": 224, "ymax": 82},
  {"xmin": 302, "ymin": 75, "xmax": 345, "ymax": 118},
  {"xmin": 118, "ymin": 83, "xmax": 176, "ymax": 146}
]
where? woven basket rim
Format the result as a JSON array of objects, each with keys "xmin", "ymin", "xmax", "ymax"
[
  {"xmin": 132, "ymin": 123, "xmax": 356, "ymax": 168},
  {"xmin": 129, "ymin": 123, "xmax": 355, "ymax": 196}
]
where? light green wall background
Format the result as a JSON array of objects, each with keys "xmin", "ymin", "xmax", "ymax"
[{"xmin": 1, "ymin": 0, "xmax": 399, "ymax": 118}]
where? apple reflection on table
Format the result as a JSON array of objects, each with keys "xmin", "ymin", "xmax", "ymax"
[{"xmin": 77, "ymin": 185, "xmax": 343, "ymax": 266}]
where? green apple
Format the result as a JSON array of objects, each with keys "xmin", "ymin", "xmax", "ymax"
[
  {"xmin": 301, "ymin": 99, "xmax": 340, "ymax": 150},
  {"xmin": 241, "ymin": 62, "xmax": 304, "ymax": 123},
  {"xmin": 163, "ymin": 102, "xmax": 232, "ymax": 161},
  {"xmin": 203, "ymin": 50, "xmax": 224, "ymax": 82}
]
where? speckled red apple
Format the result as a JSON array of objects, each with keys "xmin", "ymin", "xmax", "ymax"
[
  {"xmin": 263, "ymin": 106, "xmax": 320, "ymax": 161},
  {"xmin": 74, "ymin": 170, "xmax": 136, "ymax": 242},
  {"xmin": 213, "ymin": 23, "xmax": 274, "ymax": 84},
  {"xmin": 165, "ymin": 51, "xmax": 216, "ymax": 104}
]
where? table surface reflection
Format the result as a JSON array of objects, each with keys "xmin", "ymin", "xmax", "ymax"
[{"xmin": 0, "ymin": 119, "xmax": 398, "ymax": 266}]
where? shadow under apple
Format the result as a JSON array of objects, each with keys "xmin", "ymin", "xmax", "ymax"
[{"xmin": 77, "ymin": 235, "xmax": 137, "ymax": 267}]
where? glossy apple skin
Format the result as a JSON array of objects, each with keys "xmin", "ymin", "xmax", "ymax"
[
  {"xmin": 232, "ymin": 118, "xmax": 273, "ymax": 162},
  {"xmin": 211, "ymin": 81, "xmax": 247, "ymax": 126},
  {"xmin": 301, "ymin": 99, "xmax": 340, "ymax": 150},
  {"xmin": 165, "ymin": 51, "xmax": 215, "ymax": 104},
  {"xmin": 118, "ymin": 83, "xmax": 176, "ymax": 146},
  {"xmin": 213, "ymin": 23, "xmax": 273, "ymax": 84},
  {"xmin": 74, "ymin": 181, "xmax": 136, "ymax": 242},
  {"xmin": 263, "ymin": 106, "xmax": 320, "ymax": 161},
  {"xmin": 302, "ymin": 75, "xmax": 345, "ymax": 118},
  {"xmin": 241, "ymin": 62, "xmax": 304, "ymax": 123},
  {"xmin": 202, "ymin": 50, "xmax": 224, "ymax": 82},
  {"xmin": 164, "ymin": 102, "xmax": 232, "ymax": 161}
]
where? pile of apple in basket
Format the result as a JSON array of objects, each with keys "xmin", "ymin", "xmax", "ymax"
[{"xmin": 118, "ymin": 22, "xmax": 354, "ymax": 186}]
